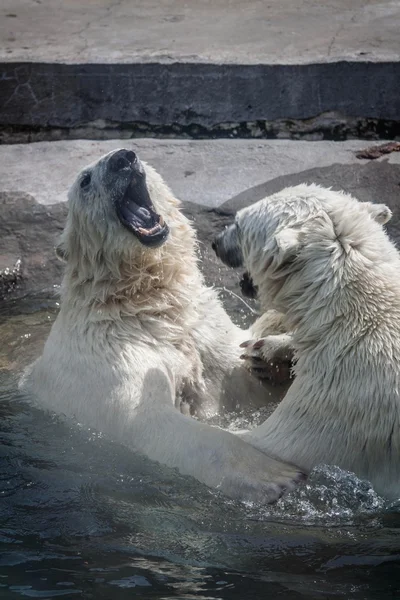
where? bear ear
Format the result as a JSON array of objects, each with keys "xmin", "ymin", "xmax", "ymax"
[
  {"xmin": 364, "ymin": 202, "xmax": 392, "ymax": 225},
  {"xmin": 273, "ymin": 227, "xmax": 302, "ymax": 265},
  {"xmin": 55, "ymin": 243, "xmax": 68, "ymax": 262}
]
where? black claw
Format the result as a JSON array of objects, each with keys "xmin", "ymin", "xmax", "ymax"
[{"xmin": 252, "ymin": 340, "xmax": 265, "ymax": 350}]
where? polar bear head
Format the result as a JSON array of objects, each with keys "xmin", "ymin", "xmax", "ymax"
[
  {"xmin": 56, "ymin": 149, "xmax": 197, "ymax": 306},
  {"xmin": 213, "ymin": 184, "xmax": 393, "ymax": 315}
]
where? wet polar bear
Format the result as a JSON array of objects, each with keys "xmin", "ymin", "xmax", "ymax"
[
  {"xmin": 213, "ymin": 184, "xmax": 400, "ymax": 500},
  {"xmin": 21, "ymin": 149, "xmax": 304, "ymax": 504}
]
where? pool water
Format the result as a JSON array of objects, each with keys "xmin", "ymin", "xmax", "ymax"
[{"xmin": 0, "ymin": 294, "xmax": 399, "ymax": 599}]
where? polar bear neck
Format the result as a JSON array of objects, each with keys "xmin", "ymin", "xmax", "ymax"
[{"xmin": 58, "ymin": 214, "xmax": 203, "ymax": 326}]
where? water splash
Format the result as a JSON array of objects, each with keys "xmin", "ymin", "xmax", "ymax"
[{"xmin": 246, "ymin": 465, "xmax": 388, "ymax": 526}]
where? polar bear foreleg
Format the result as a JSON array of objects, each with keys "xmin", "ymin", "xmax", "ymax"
[{"xmin": 130, "ymin": 367, "xmax": 305, "ymax": 503}]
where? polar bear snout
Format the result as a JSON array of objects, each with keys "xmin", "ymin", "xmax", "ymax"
[
  {"xmin": 212, "ymin": 224, "xmax": 244, "ymax": 268},
  {"xmin": 239, "ymin": 272, "xmax": 258, "ymax": 299},
  {"xmin": 108, "ymin": 149, "xmax": 138, "ymax": 173},
  {"xmin": 103, "ymin": 149, "xmax": 170, "ymax": 248}
]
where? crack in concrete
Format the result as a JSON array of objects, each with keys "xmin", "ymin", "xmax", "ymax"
[
  {"xmin": 327, "ymin": 6, "xmax": 363, "ymax": 57},
  {"xmin": 3, "ymin": 68, "xmax": 39, "ymax": 109},
  {"xmin": 73, "ymin": 0, "xmax": 125, "ymax": 57},
  {"xmin": 327, "ymin": 23, "xmax": 346, "ymax": 57},
  {"xmin": 0, "ymin": 71, "xmax": 17, "ymax": 82}
]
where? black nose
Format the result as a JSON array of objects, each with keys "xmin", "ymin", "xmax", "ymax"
[
  {"xmin": 110, "ymin": 149, "xmax": 137, "ymax": 172},
  {"xmin": 239, "ymin": 272, "xmax": 258, "ymax": 299}
]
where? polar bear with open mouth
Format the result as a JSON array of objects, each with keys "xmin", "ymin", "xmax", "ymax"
[
  {"xmin": 21, "ymin": 148, "xmax": 304, "ymax": 503},
  {"xmin": 213, "ymin": 184, "xmax": 400, "ymax": 500}
]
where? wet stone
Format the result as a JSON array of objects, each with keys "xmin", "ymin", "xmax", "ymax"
[{"xmin": 0, "ymin": 192, "xmax": 67, "ymax": 303}]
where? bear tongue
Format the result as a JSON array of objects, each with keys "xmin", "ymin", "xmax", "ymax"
[
  {"xmin": 136, "ymin": 207, "xmax": 152, "ymax": 226},
  {"xmin": 121, "ymin": 201, "xmax": 154, "ymax": 228}
]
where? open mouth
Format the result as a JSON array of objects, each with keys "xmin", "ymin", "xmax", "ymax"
[{"xmin": 115, "ymin": 174, "xmax": 169, "ymax": 248}]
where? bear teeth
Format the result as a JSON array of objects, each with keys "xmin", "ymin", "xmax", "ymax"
[{"xmin": 138, "ymin": 223, "xmax": 162, "ymax": 236}]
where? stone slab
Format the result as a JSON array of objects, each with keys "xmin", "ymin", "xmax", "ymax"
[
  {"xmin": 1, "ymin": 0, "xmax": 399, "ymax": 65},
  {"xmin": 0, "ymin": 2, "xmax": 399, "ymax": 132}
]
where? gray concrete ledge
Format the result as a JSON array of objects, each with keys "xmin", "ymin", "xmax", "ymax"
[
  {"xmin": 1, "ymin": 0, "xmax": 399, "ymax": 65},
  {"xmin": 1, "ymin": 61, "xmax": 400, "ymax": 133},
  {"xmin": 1, "ymin": 1, "xmax": 400, "ymax": 135}
]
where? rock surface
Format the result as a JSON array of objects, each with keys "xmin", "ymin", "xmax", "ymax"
[
  {"xmin": 1, "ymin": 139, "xmax": 400, "ymax": 320},
  {"xmin": 184, "ymin": 160, "xmax": 400, "ymax": 324},
  {"xmin": 1, "ymin": 139, "xmax": 399, "ymax": 208},
  {"xmin": 219, "ymin": 160, "xmax": 400, "ymax": 243},
  {"xmin": 0, "ymin": 192, "xmax": 66, "ymax": 304}
]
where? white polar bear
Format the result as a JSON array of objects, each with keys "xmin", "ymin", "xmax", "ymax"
[
  {"xmin": 213, "ymin": 184, "xmax": 400, "ymax": 501},
  {"xmin": 20, "ymin": 149, "xmax": 304, "ymax": 504}
]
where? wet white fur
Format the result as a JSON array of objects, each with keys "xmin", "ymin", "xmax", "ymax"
[
  {"xmin": 21, "ymin": 150, "xmax": 303, "ymax": 504},
  {"xmin": 235, "ymin": 184, "xmax": 399, "ymax": 500}
]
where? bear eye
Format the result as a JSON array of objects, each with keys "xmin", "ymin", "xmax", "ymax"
[{"xmin": 80, "ymin": 173, "xmax": 91, "ymax": 189}]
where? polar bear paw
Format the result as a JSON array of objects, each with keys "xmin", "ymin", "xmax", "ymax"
[
  {"xmin": 240, "ymin": 334, "xmax": 294, "ymax": 385},
  {"xmin": 219, "ymin": 455, "xmax": 307, "ymax": 505}
]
